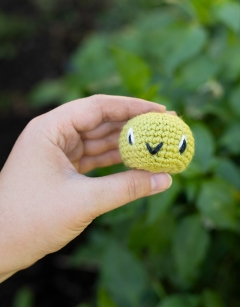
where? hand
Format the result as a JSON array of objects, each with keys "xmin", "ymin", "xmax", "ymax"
[{"xmin": 0, "ymin": 95, "xmax": 172, "ymax": 281}]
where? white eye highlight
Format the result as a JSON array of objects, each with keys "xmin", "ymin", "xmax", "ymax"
[
  {"xmin": 127, "ymin": 127, "xmax": 135, "ymax": 145},
  {"xmin": 179, "ymin": 135, "xmax": 187, "ymax": 154}
]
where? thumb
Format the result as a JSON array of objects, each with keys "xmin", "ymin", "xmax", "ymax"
[{"xmin": 88, "ymin": 170, "xmax": 172, "ymax": 216}]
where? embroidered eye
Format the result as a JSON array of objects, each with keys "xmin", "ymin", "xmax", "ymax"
[
  {"xmin": 179, "ymin": 135, "xmax": 187, "ymax": 154},
  {"xmin": 127, "ymin": 127, "xmax": 135, "ymax": 145}
]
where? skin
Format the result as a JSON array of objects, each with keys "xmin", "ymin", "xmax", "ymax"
[{"xmin": 0, "ymin": 95, "xmax": 172, "ymax": 282}]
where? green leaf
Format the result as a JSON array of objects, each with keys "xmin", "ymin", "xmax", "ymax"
[
  {"xmin": 112, "ymin": 47, "xmax": 151, "ymax": 95},
  {"xmin": 215, "ymin": 2, "xmax": 240, "ymax": 32},
  {"xmin": 99, "ymin": 198, "xmax": 144, "ymax": 226},
  {"xmin": 185, "ymin": 123, "xmax": 215, "ymax": 175},
  {"xmin": 29, "ymin": 79, "xmax": 66, "ymax": 106},
  {"xmin": 185, "ymin": 179, "xmax": 200, "ymax": 203},
  {"xmin": 178, "ymin": 55, "xmax": 219, "ymax": 89},
  {"xmin": 197, "ymin": 179, "xmax": 239, "ymax": 230},
  {"xmin": 229, "ymin": 86, "xmax": 240, "ymax": 117},
  {"xmin": 136, "ymin": 10, "xmax": 175, "ymax": 32},
  {"xmin": 220, "ymin": 122, "xmax": 240, "ymax": 154},
  {"xmin": 217, "ymin": 41, "xmax": 240, "ymax": 81},
  {"xmin": 98, "ymin": 288, "xmax": 118, "ymax": 307},
  {"xmin": 214, "ymin": 158, "xmax": 240, "ymax": 191},
  {"xmin": 172, "ymin": 215, "xmax": 210, "ymax": 285},
  {"xmin": 0, "ymin": 13, "xmax": 35, "ymax": 40},
  {"xmin": 70, "ymin": 34, "xmax": 115, "ymax": 86},
  {"xmin": 110, "ymin": 27, "xmax": 143, "ymax": 56},
  {"xmin": 190, "ymin": 0, "xmax": 215, "ymax": 24},
  {"xmin": 202, "ymin": 289, "xmax": 226, "ymax": 307},
  {"xmin": 146, "ymin": 178, "xmax": 180, "ymax": 224},
  {"xmin": 157, "ymin": 294, "xmax": 200, "ymax": 307},
  {"xmin": 13, "ymin": 286, "xmax": 34, "ymax": 307},
  {"xmin": 129, "ymin": 212, "xmax": 176, "ymax": 255},
  {"xmin": 100, "ymin": 242, "xmax": 148, "ymax": 307},
  {"xmin": 160, "ymin": 25, "xmax": 207, "ymax": 73},
  {"xmin": 70, "ymin": 230, "xmax": 112, "ymax": 267}
]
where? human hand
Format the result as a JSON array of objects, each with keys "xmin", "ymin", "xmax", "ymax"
[{"xmin": 0, "ymin": 95, "xmax": 172, "ymax": 281}]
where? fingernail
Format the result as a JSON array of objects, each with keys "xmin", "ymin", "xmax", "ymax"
[
  {"xmin": 166, "ymin": 110, "xmax": 177, "ymax": 116},
  {"xmin": 151, "ymin": 173, "xmax": 172, "ymax": 192}
]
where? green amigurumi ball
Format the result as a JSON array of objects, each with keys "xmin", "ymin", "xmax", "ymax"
[{"xmin": 119, "ymin": 112, "xmax": 195, "ymax": 174}]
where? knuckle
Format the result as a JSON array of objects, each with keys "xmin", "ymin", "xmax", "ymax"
[
  {"xmin": 91, "ymin": 94, "xmax": 106, "ymax": 102},
  {"xmin": 127, "ymin": 175, "xmax": 141, "ymax": 202},
  {"xmin": 19, "ymin": 116, "xmax": 44, "ymax": 141}
]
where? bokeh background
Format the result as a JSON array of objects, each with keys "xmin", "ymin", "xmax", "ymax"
[{"xmin": 1, "ymin": 0, "xmax": 240, "ymax": 306}]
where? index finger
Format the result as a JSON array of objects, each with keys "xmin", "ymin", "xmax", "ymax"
[{"xmin": 53, "ymin": 95, "xmax": 166, "ymax": 132}]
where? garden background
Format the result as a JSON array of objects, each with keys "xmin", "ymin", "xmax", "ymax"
[{"xmin": 1, "ymin": 0, "xmax": 240, "ymax": 306}]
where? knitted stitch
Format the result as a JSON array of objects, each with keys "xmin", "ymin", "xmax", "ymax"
[{"xmin": 119, "ymin": 112, "xmax": 195, "ymax": 174}]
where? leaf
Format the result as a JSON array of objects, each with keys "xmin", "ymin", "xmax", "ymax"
[
  {"xmin": 99, "ymin": 198, "xmax": 144, "ymax": 226},
  {"xmin": 197, "ymin": 179, "xmax": 239, "ymax": 230},
  {"xmin": 136, "ymin": 10, "xmax": 175, "ymax": 32},
  {"xmin": 129, "ymin": 212, "xmax": 176, "ymax": 255},
  {"xmin": 220, "ymin": 122, "xmax": 240, "ymax": 154},
  {"xmin": 110, "ymin": 27, "xmax": 143, "ymax": 56},
  {"xmin": 215, "ymin": 2, "xmax": 240, "ymax": 32},
  {"xmin": 178, "ymin": 55, "xmax": 219, "ymax": 89},
  {"xmin": 214, "ymin": 158, "xmax": 240, "ymax": 191},
  {"xmin": 172, "ymin": 215, "xmax": 210, "ymax": 285},
  {"xmin": 100, "ymin": 242, "xmax": 148, "ymax": 307},
  {"xmin": 70, "ymin": 230, "xmax": 112, "ymax": 267},
  {"xmin": 160, "ymin": 25, "xmax": 207, "ymax": 73},
  {"xmin": 112, "ymin": 47, "xmax": 151, "ymax": 95},
  {"xmin": 13, "ymin": 287, "xmax": 34, "ymax": 307},
  {"xmin": 70, "ymin": 34, "xmax": 115, "ymax": 86},
  {"xmin": 202, "ymin": 289, "xmax": 226, "ymax": 307},
  {"xmin": 0, "ymin": 13, "xmax": 35, "ymax": 39},
  {"xmin": 185, "ymin": 123, "xmax": 215, "ymax": 175},
  {"xmin": 98, "ymin": 288, "xmax": 118, "ymax": 307},
  {"xmin": 229, "ymin": 86, "xmax": 240, "ymax": 117},
  {"xmin": 146, "ymin": 178, "xmax": 180, "ymax": 224},
  {"xmin": 217, "ymin": 41, "xmax": 240, "ymax": 81},
  {"xmin": 157, "ymin": 294, "xmax": 200, "ymax": 307},
  {"xmin": 185, "ymin": 179, "xmax": 200, "ymax": 203},
  {"xmin": 190, "ymin": 0, "xmax": 215, "ymax": 24},
  {"xmin": 29, "ymin": 79, "xmax": 66, "ymax": 106}
]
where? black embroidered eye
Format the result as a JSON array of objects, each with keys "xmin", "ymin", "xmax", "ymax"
[
  {"xmin": 179, "ymin": 135, "xmax": 187, "ymax": 154},
  {"xmin": 127, "ymin": 127, "xmax": 134, "ymax": 145}
]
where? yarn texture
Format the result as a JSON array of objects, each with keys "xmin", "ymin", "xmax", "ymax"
[{"xmin": 119, "ymin": 112, "xmax": 195, "ymax": 174}]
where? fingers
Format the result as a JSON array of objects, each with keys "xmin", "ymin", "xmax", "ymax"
[
  {"xmin": 81, "ymin": 111, "xmax": 177, "ymax": 141},
  {"xmin": 81, "ymin": 170, "xmax": 172, "ymax": 217},
  {"xmin": 166, "ymin": 110, "xmax": 177, "ymax": 116},
  {"xmin": 54, "ymin": 95, "xmax": 166, "ymax": 132},
  {"xmin": 83, "ymin": 131, "xmax": 119, "ymax": 156},
  {"xmin": 77, "ymin": 149, "xmax": 122, "ymax": 173},
  {"xmin": 69, "ymin": 130, "xmax": 120, "ymax": 168},
  {"xmin": 81, "ymin": 121, "xmax": 125, "ymax": 140}
]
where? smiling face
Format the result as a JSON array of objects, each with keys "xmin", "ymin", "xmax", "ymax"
[{"xmin": 119, "ymin": 112, "xmax": 194, "ymax": 174}]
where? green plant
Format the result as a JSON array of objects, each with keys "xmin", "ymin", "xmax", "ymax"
[{"xmin": 29, "ymin": 0, "xmax": 240, "ymax": 306}]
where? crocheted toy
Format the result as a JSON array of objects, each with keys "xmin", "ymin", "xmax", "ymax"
[{"xmin": 119, "ymin": 112, "xmax": 194, "ymax": 174}]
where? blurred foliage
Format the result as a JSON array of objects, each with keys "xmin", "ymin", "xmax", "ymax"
[
  {"xmin": 12, "ymin": 286, "xmax": 34, "ymax": 307},
  {"xmin": 2, "ymin": 0, "xmax": 240, "ymax": 306},
  {"xmin": 0, "ymin": 13, "xmax": 35, "ymax": 59}
]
